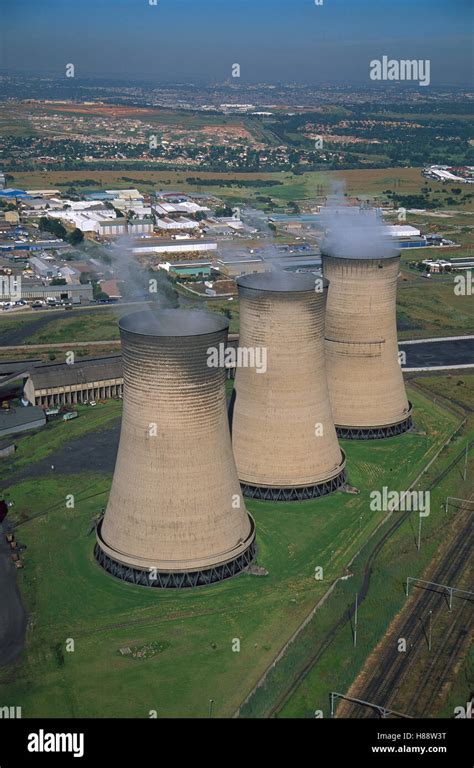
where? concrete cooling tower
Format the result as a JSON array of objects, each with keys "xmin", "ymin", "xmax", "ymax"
[
  {"xmin": 322, "ymin": 251, "xmax": 412, "ymax": 439},
  {"xmin": 229, "ymin": 272, "xmax": 346, "ymax": 501},
  {"xmin": 95, "ymin": 309, "xmax": 256, "ymax": 588}
]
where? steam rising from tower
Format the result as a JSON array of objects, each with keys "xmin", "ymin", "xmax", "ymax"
[
  {"xmin": 95, "ymin": 309, "xmax": 256, "ymax": 588},
  {"xmin": 230, "ymin": 272, "xmax": 346, "ymax": 501}
]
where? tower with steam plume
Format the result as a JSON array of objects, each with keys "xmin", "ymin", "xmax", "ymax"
[
  {"xmin": 321, "ymin": 206, "xmax": 412, "ymax": 439},
  {"xmin": 95, "ymin": 309, "xmax": 256, "ymax": 588},
  {"xmin": 230, "ymin": 272, "xmax": 346, "ymax": 501}
]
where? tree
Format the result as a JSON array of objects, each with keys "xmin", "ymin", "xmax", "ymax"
[
  {"xmin": 214, "ymin": 205, "xmax": 233, "ymax": 217},
  {"xmin": 94, "ymin": 290, "xmax": 110, "ymax": 302},
  {"xmin": 38, "ymin": 216, "xmax": 67, "ymax": 240},
  {"xmin": 67, "ymin": 228, "xmax": 84, "ymax": 245}
]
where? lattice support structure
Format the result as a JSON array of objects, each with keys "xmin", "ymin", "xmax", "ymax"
[
  {"xmin": 241, "ymin": 466, "xmax": 346, "ymax": 501},
  {"xmin": 95, "ymin": 539, "xmax": 257, "ymax": 589},
  {"xmin": 336, "ymin": 406, "xmax": 413, "ymax": 441}
]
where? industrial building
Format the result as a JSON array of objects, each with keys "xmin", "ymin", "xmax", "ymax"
[
  {"xmin": 322, "ymin": 249, "xmax": 412, "ymax": 439},
  {"xmin": 128, "ymin": 219, "xmax": 154, "ymax": 235},
  {"xmin": 423, "ymin": 165, "xmax": 474, "ymax": 184},
  {"xmin": 0, "ymin": 282, "xmax": 93, "ymax": 303},
  {"xmin": 46, "ymin": 208, "xmax": 119, "ymax": 233},
  {"xmin": 154, "ymin": 217, "xmax": 198, "ymax": 231},
  {"xmin": 23, "ymin": 356, "xmax": 123, "ymax": 407},
  {"xmin": 133, "ymin": 240, "xmax": 217, "ymax": 256},
  {"xmin": 96, "ymin": 309, "xmax": 256, "ymax": 588},
  {"xmin": 216, "ymin": 253, "xmax": 267, "ymax": 277},
  {"xmin": 153, "ymin": 200, "xmax": 210, "ymax": 216},
  {"xmin": 230, "ymin": 272, "xmax": 346, "ymax": 501},
  {"xmin": 0, "ymin": 406, "xmax": 46, "ymax": 438},
  {"xmin": 385, "ymin": 224, "xmax": 427, "ymax": 249},
  {"xmin": 29, "ymin": 255, "xmax": 56, "ymax": 279},
  {"xmin": 98, "ymin": 219, "xmax": 127, "ymax": 237}
]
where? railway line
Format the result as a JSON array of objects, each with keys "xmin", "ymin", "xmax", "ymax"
[
  {"xmin": 267, "ymin": 442, "xmax": 471, "ymax": 718},
  {"xmin": 340, "ymin": 501, "xmax": 473, "ymax": 718}
]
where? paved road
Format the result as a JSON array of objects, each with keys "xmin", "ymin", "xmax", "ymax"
[
  {"xmin": 5, "ymin": 422, "xmax": 121, "ymax": 490},
  {"xmin": 400, "ymin": 336, "xmax": 474, "ymax": 371},
  {"xmin": 0, "ymin": 524, "xmax": 27, "ymax": 667}
]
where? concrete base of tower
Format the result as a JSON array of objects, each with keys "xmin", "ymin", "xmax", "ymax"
[
  {"xmin": 335, "ymin": 404, "xmax": 413, "ymax": 441},
  {"xmin": 240, "ymin": 460, "xmax": 347, "ymax": 502},
  {"xmin": 94, "ymin": 518, "xmax": 257, "ymax": 589}
]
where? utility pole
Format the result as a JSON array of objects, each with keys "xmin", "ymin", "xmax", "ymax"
[
  {"xmin": 428, "ymin": 610, "xmax": 433, "ymax": 652},
  {"xmin": 463, "ymin": 444, "xmax": 468, "ymax": 481},
  {"xmin": 417, "ymin": 512, "xmax": 422, "ymax": 551},
  {"xmin": 354, "ymin": 593, "xmax": 358, "ymax": 648},
  {"xmin": 208, "ymin": 699, "xmax": 214, "ymax": 718}
]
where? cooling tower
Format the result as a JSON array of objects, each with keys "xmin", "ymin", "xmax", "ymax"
[
  {"xmin": 230, "ymin": 272, "xmax": 346, "ymax": 501},
  {"xmin": 95, "ymin": 309, "xmax": 256, "ymax": 588},
  {"xmin": 322, "ymin": 251, "xmax": 412, "ymax": 439}
]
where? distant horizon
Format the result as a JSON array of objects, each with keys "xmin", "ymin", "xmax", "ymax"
[
  {"xmin": 1, "ymin": 0, "xmax": 472, "ymax": 87},
  {"xmin": 0, "ymin": 70, "xmax": 472, "ymax": 93}
]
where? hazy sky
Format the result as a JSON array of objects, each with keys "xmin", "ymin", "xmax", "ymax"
[{"xmin": 1, "ymin": 0, "xmax": 472, "ymax": 85}]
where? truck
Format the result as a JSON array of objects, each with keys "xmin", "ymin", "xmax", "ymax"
[{"xmin": 62, "ymin": 411, "xmax": 78, "ymax": 421}]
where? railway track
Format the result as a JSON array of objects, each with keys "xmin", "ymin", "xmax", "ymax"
[
  {"xmin": 342, "ymin": 505, "xmax": 473, "ymax": 718},
  {"xmin": 267, "ymin": 443, "xmax": 471, "ymax": 718}
]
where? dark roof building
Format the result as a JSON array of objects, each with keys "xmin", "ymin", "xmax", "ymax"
[
  {"xmin": 0, "ymin": 406, "xmax": 46, "ymax": 437},
  {"xmin": 23, "ymin": 356, "xmax": 123, "ymax": 407}
]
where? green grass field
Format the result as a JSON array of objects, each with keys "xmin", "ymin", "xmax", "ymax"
[
  {"xmin": 22, "ymin": 312, "xmax": 121, "ymax": 345},
  {"xmin": 9, "ymin": 167, "xmax": 433, "ymax": 208},
  {"xmin": 2, "ymin": 401, "xmax": 122, "ymax": 474},
  {"xmin": 0, "ymin": 385, "xmax": 461, "ymax": 718},
  {"xmin": 271, "ymin": 428, "xmax": 473, "ymax": 719},
  {"xmin": 397, "ymin": 277, "xmax": 474, "ymax": 338},
  {"xmin": 242, "ymin": 376, "xmax": 473, "ymax": 718},
  {"xmin": 0, "ymin": 307, "xmax": 122, "ymax": 344},
  {"xmin": 0, "ymin": 346, "xmax": 120, "ymax": 365}
]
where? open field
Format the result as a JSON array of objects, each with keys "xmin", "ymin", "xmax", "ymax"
[
  {"xmin": 3, "ymin": 400, "xmax": 122, "ymax": 475},
  {"xmin": 397, "ymin": 277, "xmax": 474, "ymax": 339},
  {"xmin": 0, "ymin": 385, "xmax": 460, "ymax": 718},
  {"xmin": 0, "ymin": 309, "xmax": 122, "ymax": 346},
  {"xmin": 8, "ymin": 167, "xmax": 440, "ymax": 206},
  {"xmin": 0, "ymin": 345, "xmax": 121, "ymax": 365}
]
